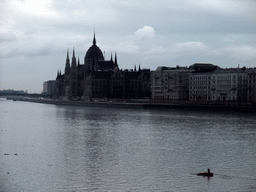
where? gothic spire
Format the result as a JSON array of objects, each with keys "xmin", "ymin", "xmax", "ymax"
[
  {"xmin": 65, "ymin": 49, "xmax": 70, "ymax": 74},
  {"xmin": 114, "ymin": 51, "xmax": 117, "ymax": 65},
  {"xmin": 72, "ymin": 46, "xmax": 75, "ymax": 58},
  {"xmin": 134, "ymin": 64, "xmax": 137, "ymax": 72},
  {"xmin": 93, "ymin": 30, "xmax": 96, "ymax": 45},
  {"xmin": 66, "ymin": 49, "xmax": 70, "ymax": 60},
  {"xmin": 71, "ymin": 47, "xmax": 76, "ymax": 68},
  {"xmin": 66, "ymin": 49, "xmax": 70, "ymax": 67},
  {"xmin": 56, "ymin": 71, "xmax": 59, "ymax": 80},
  {"xmin": 110, "ymin": 52, "xmax": 113, "ymax": 62},
  {"xmin": 139, "ymin": 64, "xmax": 141, "ymax": 71}
]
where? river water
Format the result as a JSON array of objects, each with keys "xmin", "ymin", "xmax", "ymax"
[{"xmin": 0, "ymin": 99, "xmax": 256, "ymax": 191}]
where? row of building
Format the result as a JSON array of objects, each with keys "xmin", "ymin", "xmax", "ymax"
[
  {"xmin": 43, "ymin": 34, "xmax": 256, "ymax": 103},
  {"xmin": 151, "ymin": 64, "xmax": 256, "ymax": 102}
]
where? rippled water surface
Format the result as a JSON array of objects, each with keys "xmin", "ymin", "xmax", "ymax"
[{"xmin": 1, "ymin": 99, "xmax": 256, "ymax": 191}]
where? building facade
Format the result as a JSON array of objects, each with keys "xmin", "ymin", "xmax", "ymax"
[
  {"xmin": 189, "ymin": 73, "xmax": 212, "ymax": 101},
  {"xmin": 151, "ymin": 66, "xmax": 192, "ymax": 100},
  {"xmin": 54, "ymin": 34, "xmax": 150, "ymax": 100},
  {"xmin": 42, "ymin": 80, "xmax": 56, "ymax": 95},
  {"xmin": 210, "ymin": 68, "xmax": 247, "ymax": 101},
  {"xmin": 189, "ymin": 63, "xmax": 218, "ymax": 101},
  {"xmin": 247, "ymin": 69, "xmax": 256, "ymax": 102},
  {"xmin": 151, "ymin": 63, "xmax": 220, "ymax": 101},
  {"xmin": 189, "ymin": 66, "xmax": 250, "ymax": 102}
]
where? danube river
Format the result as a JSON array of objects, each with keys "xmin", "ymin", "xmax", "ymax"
[{"xmin": 1, "ymin": 99, "xmax": 256, "ymax": 191}]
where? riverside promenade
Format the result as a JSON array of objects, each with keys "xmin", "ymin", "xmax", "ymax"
[{"xmin": 11, "ymin": 97, "xmax": 256, "ymax": 112}]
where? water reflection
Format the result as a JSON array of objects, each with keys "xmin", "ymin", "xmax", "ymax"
[{"xmin": 54, "ymin": 106, "xmax": 121, "ymax": 191}]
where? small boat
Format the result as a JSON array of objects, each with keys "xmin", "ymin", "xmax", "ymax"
[{"xmin": 197, "ymin": 169, "xmax": 213, "ymax": 177}]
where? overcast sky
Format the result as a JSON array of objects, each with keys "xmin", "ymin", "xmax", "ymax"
[{"xmin": 1, "ymin": 0, "xmax": 256, "ymax": 93}]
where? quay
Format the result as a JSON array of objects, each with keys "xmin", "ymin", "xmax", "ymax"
[{"xmin": 8, "ymin": 97, "xmax": 256, "ymax": 112}]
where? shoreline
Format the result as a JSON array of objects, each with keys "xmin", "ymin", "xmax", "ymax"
[{"xmin": 9, "ymin": 97, "xmax": 256, "ymax": 112}]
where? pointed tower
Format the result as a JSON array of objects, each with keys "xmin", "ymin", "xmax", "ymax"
[
  {"xmin": 139, "ymin": 64, "xmax": 141, "ymax": 71},
  {"xmin": 71, "ymin": 47, "xmax": 76, "ymax": 68},
  {"xmin": 70, "ymin": 47, "xmax": 77, "ymax": 98},
  {"xmin": 56, "ymin": 70, "xmax": 60, "ymax": 80},
  {"xmin": 134, "ymin": 64, "xmax": 137, "ymax": 72},
  {"xmin": 110, "ymin": 52, "xmax": 113, "ymax": 62},
  {"xmin": 65, "ymin": 49, "xmax": 70, "ymax": 74},
  {"xmin": 114, "ymin": 52, "xmax": 117, "ymax": 65},
  {"xmin": 93, "ymin": 31, "xmax": 96, "ymax": 45},
  {"xmin": 77, "ymin": 56, "xmax": 80, "ymax": 66}
]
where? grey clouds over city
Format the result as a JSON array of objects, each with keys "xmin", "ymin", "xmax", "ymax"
[{"xmin": 1, "ymin": 0, "xmax": 256, "ymax": 93}]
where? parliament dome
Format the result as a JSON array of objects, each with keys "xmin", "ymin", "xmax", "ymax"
[{"xmin": 85, "ymin": 34, "xmax": 104, "ymax": 61}]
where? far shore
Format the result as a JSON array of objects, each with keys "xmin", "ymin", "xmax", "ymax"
[{"xmin": 6, "ymin": 96, "xmax": 256, "ymax": 112}]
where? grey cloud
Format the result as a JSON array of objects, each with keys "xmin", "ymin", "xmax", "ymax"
[
  {"xmin": 0, "ymin": 31, "xmax": 16, "ymax": 43},
  {"xmin": 24, "ymin": 29, "xmax": 38, "ymax": 35},
  {"xmin": 4, "ymin": 46, "xmax": 52, "ymax": 58},
  {"xmin": 223, "ymin": 45, "xmax": 256, "ymax": 61}
]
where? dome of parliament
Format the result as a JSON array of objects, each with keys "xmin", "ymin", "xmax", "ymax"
[{"xmin": 85, "ymin": 34, "xmax": 104, "ymax": 61}]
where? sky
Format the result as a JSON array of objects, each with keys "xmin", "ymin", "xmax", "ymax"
[{"xmin": 1, "ymin": 0, "xmax": 256, "ymax": 93}]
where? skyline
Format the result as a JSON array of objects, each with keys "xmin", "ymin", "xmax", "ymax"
[{"xmin": 1, "ymin": 0, "xmax": 256, "ymax": 93}]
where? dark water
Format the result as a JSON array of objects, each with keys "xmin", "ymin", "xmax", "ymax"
[{"xmin": 0, "ymin": 99, "xmax": 256, "ymax": 191}]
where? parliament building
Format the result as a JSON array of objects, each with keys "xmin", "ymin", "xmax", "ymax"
[{"xmin": 54, "ymin": 34, "xmax": 151, "ymax": 101}]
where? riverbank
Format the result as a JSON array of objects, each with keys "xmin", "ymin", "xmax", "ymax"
[{"xmin": 8, "ymin": 97, "xmax": 256, "ymax": 112}]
